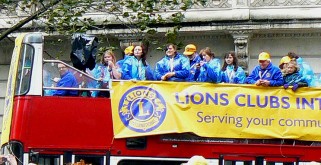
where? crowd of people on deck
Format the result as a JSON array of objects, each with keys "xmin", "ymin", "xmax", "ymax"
[{"xmin": 50, "ymin": 43, "xmax": 319, "ymax": 97}]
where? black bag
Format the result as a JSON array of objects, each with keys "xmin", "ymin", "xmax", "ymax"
[{"xmin": 70, "ymin": 33, "xmax": 98, "ymax": 71}]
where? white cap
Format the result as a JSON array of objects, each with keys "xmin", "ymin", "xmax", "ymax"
[{"xmin": 182, "ymin": 155, "xmax": 209, "ymax": 165}]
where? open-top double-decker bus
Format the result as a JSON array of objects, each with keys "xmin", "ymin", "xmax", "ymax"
[{"xmin": 2, "ymin": 33, "xmax": 321, "ymax": 165}]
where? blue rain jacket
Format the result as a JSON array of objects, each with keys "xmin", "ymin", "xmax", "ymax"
[
  {"xmin": 297, "ymin": 57, "xmax": 315, "ymax": 87},
  {"xmin": 53, "ymin": 71, "xmax": 78, "ymax": 96},
  {"xmin": 283, "ymin": 71, "xmax": 308, "ymax": 86},
  {"xmin": 246, "ymin": 62, "xmax": 284, "ymax": 86},
  {"xmin": 221, "ymin": 65, "xmax": 246, "ymax": 84},
  {"xmin": 186, "ymin": 54, "xmax": 202, "ymax": 81},
  {"xmin": 197, "ymin": 58, "xmax": 221, "ymax": 83},
  {"xmin": 122, "ymin": 56, "xmax": 154, "ymax": 80},
  {"xmin": 155, "ymin": 53, "xmax": 190, "ymax": 81}
]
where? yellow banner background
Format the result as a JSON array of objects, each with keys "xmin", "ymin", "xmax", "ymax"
[{"xmin": 112, "ymin": 81, "xmax": 321, "ymax": 141}]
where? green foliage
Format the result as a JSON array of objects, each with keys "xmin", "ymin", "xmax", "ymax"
[{"xmin": 2, "ymin": 0, "xmax": 205, "ymax": 50}]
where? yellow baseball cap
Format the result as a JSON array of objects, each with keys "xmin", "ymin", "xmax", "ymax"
[
  {"xmin": 183, "ymin": 44, "xmax": 197, "ymax": 56},
  {"xmin": 124, "ymin": 46, "xmax": 134, "ymax": 55},
  {"xmin": 279, "ymin": 56, "xmax": 291, "ymax": 65},
  {"xmin": 258, "ymin": 52, "xmax": 271, "ymax": 61}
]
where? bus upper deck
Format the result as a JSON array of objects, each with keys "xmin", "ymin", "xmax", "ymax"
[{"xmin": 2, "ymin": 33, "xmax": 321, "ymax": 165}]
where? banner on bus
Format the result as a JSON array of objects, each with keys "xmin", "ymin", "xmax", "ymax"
[{"xmin": 111, "ymin": 81, "xmax": 321, "ymax": 141}]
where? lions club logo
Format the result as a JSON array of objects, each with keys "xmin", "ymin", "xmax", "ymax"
[{"xmin": 118, "ymin": 86, "xmax": 166, "ymax": 133}]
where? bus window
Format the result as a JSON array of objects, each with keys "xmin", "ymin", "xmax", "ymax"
[
  {"xmin": 43, "ymin": 60, "xmax": 103, "ymax": 97},
  {"xmin": 38, "ymin": 155, "xmax": 60, "ymax": 165},
  {"xmin": 15, "ymin": 43, "xmax": 34, "ymax": 95},
  {"xmin": 74, "ymin": 155, "xmax": 104, "ymax": 165},
  {"xmin": 43, "ymin": 62, "xmax": 59, "ymax": 96}
]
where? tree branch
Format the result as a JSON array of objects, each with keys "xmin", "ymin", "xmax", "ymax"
[{"xmin": 0, "ymin": 0, "xmax": 62, "ymax": 41}]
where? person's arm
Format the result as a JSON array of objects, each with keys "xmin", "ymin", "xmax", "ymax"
[
  {"xmin": 246, "ymin": 67, "xmax": 259, "ymax": 84},
  {"xmin": 269, "ymin": 69, "xmax": 284, "ymax": 86},
  {"xmin": 174, "ymin": 57, "xmax": 190, "ymax": 79},
  {"xmin": 121, "ymin": 60, "xmax": 132, "ymax": 80},
  {"xmin": 145, "ymin": 65, "xmax": 155, "ymax": 80},
  {"xmin": 294, "ymin": 74, "xmax": 308, "ymax": 87},
  {"xmin": 154, "ymin": 61, "xmax": 164, "ymax": 80},
  {"xmin": 235, "ymin": 67, "xmax": 247, "ymax": 84},
  {"xmin": 206, "ymin": 63, "xmax": 221, "ymax": 83},
  {"xmin": 53, "ymin": 74, "xmax": 76, "ymax": 96}
]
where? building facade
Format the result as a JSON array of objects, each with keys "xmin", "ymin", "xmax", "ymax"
[{"xmin": 1, "ymin": 0, "xmax": 321, "ymax": 134}]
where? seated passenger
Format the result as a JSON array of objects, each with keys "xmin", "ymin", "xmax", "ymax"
[
  {"xmin": 196, "ymin": 47, "xmax": 221, "ymax": 83},
  {"xmin": 52, "ymin": 63, "xmax": 79, "ymax": 96},
  {"xmin": 246, "ymin": 52, "xmax": 283, "ymax": 86},
  {"xmin": 283, "ymin": 60, "xmax": 308, "ymax": 91},
  {"xmin": 221, "ymin": 51, "xmax": 246, "ymax": 84},
  {"xmin": 121, "ymin": 45, "xmax": 154, "ymax": 80},
  {"xmin": 155, "ymin": 43, "xmax": 190, "ymax": 81}
]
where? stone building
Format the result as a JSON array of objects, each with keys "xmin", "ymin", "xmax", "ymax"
[{"xmin": 1, "ymin": 0, "xmax": 321, "ymax": 134}]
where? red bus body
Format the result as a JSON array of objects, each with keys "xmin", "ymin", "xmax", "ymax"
[{"xmin": 9, "ymin": 95, "xmax": 321, "ymax": 164}]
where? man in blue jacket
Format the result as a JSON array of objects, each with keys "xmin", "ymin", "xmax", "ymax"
[
  {"xmin": 52, "ymin": 63, "xmax": 79, "ymax": 96},
  {"xmin": 246, "ymin": 52, "xmax": 283, "ymax": 86},
  {"xmin": 183, "ymin": 44, "xmax": 202, "ymax": 81}
]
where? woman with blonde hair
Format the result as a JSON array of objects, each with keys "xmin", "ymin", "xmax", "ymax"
[
  {"xmin": 88, "ymin": 50, "xmax": 121, "ymax": 97},
  {"xmin": 283, "ymin": 60, "xmax": 308, "ymax": 91}
]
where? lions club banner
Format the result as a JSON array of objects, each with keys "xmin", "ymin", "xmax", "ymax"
[{"xmin": 111, "ymin": 81, "xmax": 321, "ymax": 141}]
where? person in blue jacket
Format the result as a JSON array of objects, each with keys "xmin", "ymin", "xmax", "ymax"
[
  {"xmin": 196, "ymin": 47, "xmax": 221, "ymax": 83},
  {"xmin": 52, "ymin": 63, "xmax": 79, "ymax": 96},
  {"xmin": 283, "ymin": 60, "xmax": 308, "ymax": 91},
  {"xmin": 116, "ymin": 45, "xmax": 134, "ymax": 69},
  {"xmin": 246, "ymin": 52, "xmax": 283, "ymax": 86},
  {"xmin": 88, "ymin": 50, "xmax": 121, "ymax": 97},
  {"xmin": 183, "ymin": 44, "xmax": 202, "ymax": 81},
  {"xmin": 221, "ymin": 51, "xmax": 246, "ymax": 84},
  {"xmin": 154, "ymin": 43, "xmax": 190, "ymax": 81},
  {"xmin": 296, "ymin": 57, "xmax": 315, "ymax": 87},
  {"xmin": 121, "ymin": 45, "xmax": 154, "ymax": 80}
]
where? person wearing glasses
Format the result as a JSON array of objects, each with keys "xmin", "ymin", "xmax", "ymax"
[
  {"xmin": 246, "ymin": 52, "xmax": 283, "ymax": 87},
  {"xmin": 52, "ymin": 62, "xmax": 79, "ymax": 96}
]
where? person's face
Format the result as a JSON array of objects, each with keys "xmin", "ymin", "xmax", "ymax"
[
  {"xmin": 225, "ymin": 54, "xmax": 234, "ymax": 65},
  {"xmin": 282, "ymin": 63, "xmax": 289, "ymax": 70},
  {"xmin": 57, "ymin": 63, "xmax": 67, "ymax": 75},
  {"xmin": 186, "ymin": 53, "xmax": 195, "ymax": 60},
  {"xmin": 134, "ymin": 46, "xmax": 143, "ymax": 57},
  {"xmin": 202, "ymin": 53, "xmax": 211, "ymax": 62},
  {"xmin": 166, "ymin": 45, "xmax": 176, "ymax": 56},
  {"xmin": 286, "ymin": 64, "xmax": 296, "ymax": 74},
  {"xmin": 104, "ymin": 54, "xmax": 113, "ymax": 64},
  {"xmin": 259, "ymin": 60, "xmax": 269, "ymax": 69}
]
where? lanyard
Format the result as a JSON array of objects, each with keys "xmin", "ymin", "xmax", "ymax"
[
  {"xmin": 227, "ymin": 69, "xmax": 235, "ymax": 83},
  {"xmin": 259, "ymin": 70, "xmax": 268, "ymax": 79},
  {"xmin": 169, "ymin": 58, "xmax": 174, "ymax": 72}
]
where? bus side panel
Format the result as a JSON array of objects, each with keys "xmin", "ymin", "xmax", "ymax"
[{"xmin": 10, "ymin": 96, "xmax": 114, "ymax": 151}]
